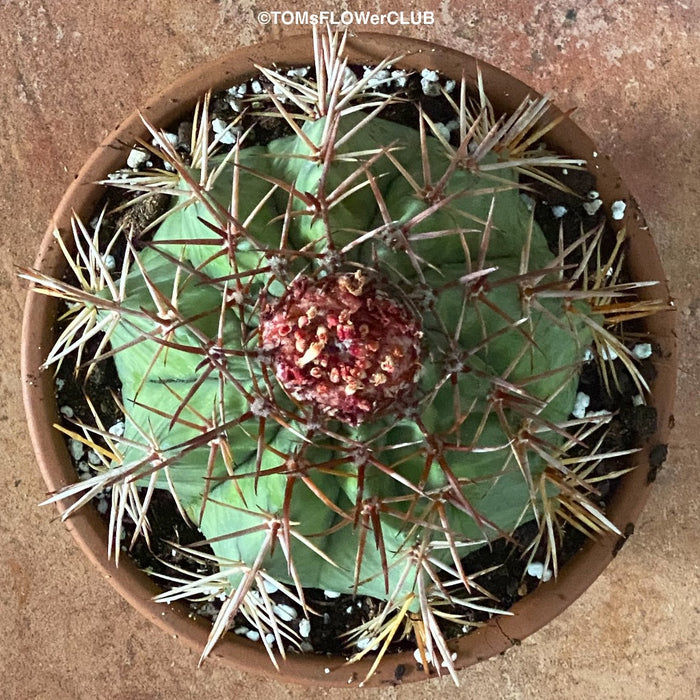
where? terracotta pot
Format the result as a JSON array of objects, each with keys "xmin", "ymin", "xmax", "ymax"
[{"xmin": 22, "ymin": 32, "xmax": 676, "ymax": 687}]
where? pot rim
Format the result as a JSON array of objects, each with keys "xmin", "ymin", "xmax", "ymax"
[{"xmin": 21, "ymin": 31, "xmax": 677, "ymax": 687}]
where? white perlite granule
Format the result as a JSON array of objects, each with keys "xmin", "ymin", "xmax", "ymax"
[
  {"xmin": 420, "ymin": 68, "xmax": 441, "ymax": 96},
  {"xmin": 126, "ymin": 148, "xmax": 149, "ymax": 170},
  {"xmin": 434, "ymin": 122, "xmax": 451, "ymax": 141},
  {"xmin": 600, "ymin": 346, "xmax": 618, "ymax": 361},
  {"xmin": 632, "ymin": 343, "xmax": 652, "ymax": 359},
  {"xmin": 272, "ymin": 603, "xmax": 297, "ymax": 622},
  {"xmin": 413, "ymin": 647, "xmax": 457, "ymax": 667},
  {"xmin": 212, "ymin": 118, "xmax": 237, "ymax": 145},
  {"xmin": 68, "ymin": 438, "xmax": 85, "ymax": 461},
  {"xmin": 583, "ymin": 198, "xmax": 603, "ymax": 216},
  {"xmin": 262, "ymin": 579, "xmax": 278, "ymax": 594},
  {"xmin": 366, "ymin": 68, "xmax": 391, "ymax": 89},
  {"xmin": 152, "ymin": 132, "xmax": 178, "ymax": 150},
  {"xmin": 571, "ymin": 391, "xmax": 591, "ymax": 419},
  {"xmin": 109, "ymin": 421, "xmax": 125, "ymax": 436},
  {"xmin": 526, "ymin": 561, "xmax": 553, "ymax": 582},
  {"xmin": 611, "ymin": 200, "xmax": 626, "ymax": 220}
]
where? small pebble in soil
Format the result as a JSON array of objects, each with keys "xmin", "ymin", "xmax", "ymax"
[
  {"xmin": 324, "ymin": 590, "xmax": 341, "ymax": 599},
  {"xmin": 59, "ymin": 405, "xmax": 74, "ymax": 418},
  {"xmin": 632, "ymin": 343, "xmax": 652, "ymax": 359},
  {"xmin": 245, "ymin": 630, "xmax": 261, "ymax": 642},
  {"xmin": 632, "ymin": 393, "xmax": 645, "ymax": 406},
  {"xmin": 526, "ymin": 561, "xmax": 553, "ymax": 582},
  {"xmin": 611, "ymin": 200, "xmax": 626, "ymax": 220},
  {"xmin": 104, "ymin": 254, "xmax": 116, "ymax": 271},
  {"xmin": 551, "ymin": 205, "xmax": 568, "ymax": 219}
]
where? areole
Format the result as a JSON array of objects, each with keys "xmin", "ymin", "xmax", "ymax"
[{"xmin": 21, "ymin": 31, "xmax": 676, "ymax": 687}]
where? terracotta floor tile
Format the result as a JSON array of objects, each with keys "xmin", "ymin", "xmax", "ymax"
[{"xmin": 2, "ymin": 2, "xmax": 697, "ymax": 697}]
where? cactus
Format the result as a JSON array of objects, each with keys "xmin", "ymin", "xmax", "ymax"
[{"xmin": 24, "ymin": 31, "xmax": 666, "ymax": 684}]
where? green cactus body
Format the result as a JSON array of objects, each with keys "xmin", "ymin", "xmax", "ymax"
[{"xmin": 101, "ymin": 103, "xmax": 593, "ymax": 608}]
